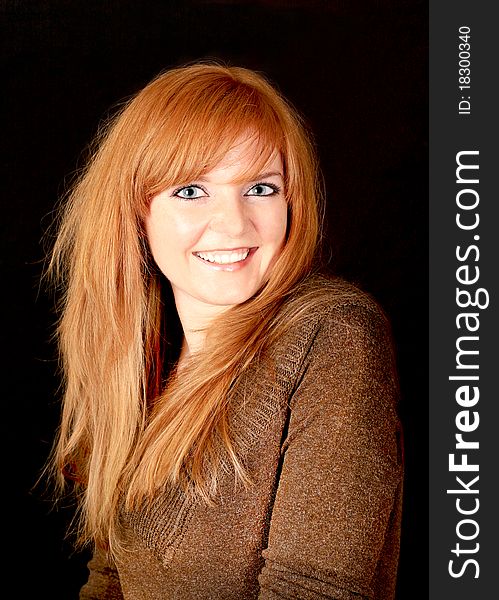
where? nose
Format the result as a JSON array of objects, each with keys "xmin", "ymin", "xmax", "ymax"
[{"xmin": 208, "ymin": 194, "xmax": 250, "ymax": 238}]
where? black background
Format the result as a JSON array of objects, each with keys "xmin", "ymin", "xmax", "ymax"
[{"xmin": 2, "ymin": 1, "xmax": 427, "ymax": 598}]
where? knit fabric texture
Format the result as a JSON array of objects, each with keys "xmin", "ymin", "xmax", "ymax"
[{"xmin": 80, "ymin": 277, "xmax": 404, "ymax": 600}]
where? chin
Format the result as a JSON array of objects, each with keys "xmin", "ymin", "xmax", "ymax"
[{"xmin": 200, "ymin": 288, "xmax": 256, "ymax": 307}]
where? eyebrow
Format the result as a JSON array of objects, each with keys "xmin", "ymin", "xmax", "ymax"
[
  {"xmin": 195, "ymin": 171, "xmax": 284, "ymax": 183},
  {"xmin": 249, "ymin": 171, "xmax": 283, "ymax": 181}
]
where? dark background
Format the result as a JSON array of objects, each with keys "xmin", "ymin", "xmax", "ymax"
[{"xmin": 2, "ymin": 1, "xmax": 427, "ymax": 598}]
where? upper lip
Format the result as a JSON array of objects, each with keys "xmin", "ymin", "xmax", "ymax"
[{"xmin": 193, "ymin": 246, "xmax": 254, "ymax": 253}]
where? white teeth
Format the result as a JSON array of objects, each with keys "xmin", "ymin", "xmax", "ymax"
[{"xmin": 195, "ymin": 249, "xmax": 250, "ymax": 264}]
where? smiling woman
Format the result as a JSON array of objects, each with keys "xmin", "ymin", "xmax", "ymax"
[{"xmin": 47, "ymin": 63, "xmax": 403, "ymax": 599}]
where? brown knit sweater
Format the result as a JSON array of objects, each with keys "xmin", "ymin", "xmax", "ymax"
[{"xmin": 80, "ymin": 277, "xmax": 404, "ymax": 600}]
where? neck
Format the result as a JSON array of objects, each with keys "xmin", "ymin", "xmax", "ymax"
[{"xmin": 173, "ymin": 288, "xmax": 233, "ymax": 365}]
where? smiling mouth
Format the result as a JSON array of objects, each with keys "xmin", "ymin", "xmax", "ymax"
[{"xmin": 193, "ymin": 248, "xmax": 252, "ymax": 265}]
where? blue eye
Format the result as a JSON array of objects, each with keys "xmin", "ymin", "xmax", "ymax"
[
  {"xmin": 245, "ymin": 183, "xmax": 280, "ymax": 197},
  {"xmin": 173, "ymin": 185, "xmax": 207, "ymax": 199}
]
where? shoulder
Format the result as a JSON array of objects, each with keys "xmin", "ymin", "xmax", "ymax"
[
  {"xmin": 244, "ymin": 273, "xmax": 399, "ymax": 419},
  {"xmin": 277, "ymin": 272, "xmax": 394, "ymax": 350},
  {"xmin": 281, "ymin": 276, "xmax": 402, "ymax": 463},
  {"xmin": 273, "ymin": 273, "xmax": 399, "ymax": 407}
]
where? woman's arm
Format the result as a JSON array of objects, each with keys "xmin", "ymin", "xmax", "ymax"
[
  {"xmin": 79, "ymin": 546, "xmax": 124, "ymax": 600},
  {"xmin": 258, "ymin": 303, "xmax": 404, "ymax": 600}
]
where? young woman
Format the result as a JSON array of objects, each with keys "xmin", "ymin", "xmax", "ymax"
[{"xmin": 48, "ymin": 63, "xmax": 403, "ymax": 599}]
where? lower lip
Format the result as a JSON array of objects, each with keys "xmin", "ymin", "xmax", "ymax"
[{"xmin": 192, "ymin": 247, "xmax": 257, "ymax": 272}]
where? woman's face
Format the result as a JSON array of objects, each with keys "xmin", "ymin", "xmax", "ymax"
[{"xmin": 145, "ymin": 137, "xmax": 288, "ymax": 312}]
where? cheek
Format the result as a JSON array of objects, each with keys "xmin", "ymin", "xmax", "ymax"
[
  {"xmin": 145, "ymin": 211, "xmax": 172, "ymax": 263},
  {"xmin": 146, "ymin": 203, "xmax": 203, "ymax": 259},
  {"xmin": 261, "ymin": 201, "xmax": 288, "ymax": 248}
]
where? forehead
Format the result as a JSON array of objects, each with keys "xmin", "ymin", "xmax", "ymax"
[{"xmin": 197, "ymin": 136, "xmax": 283, "ymax": 185}]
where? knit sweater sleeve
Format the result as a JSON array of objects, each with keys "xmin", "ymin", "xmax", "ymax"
[
  {"xmin": 79, "ymin": 546, "xmax": 124, "ymax": 600},
  {"xmin": 257, "ymin": 302, "xmax": 403, "ymax": 600}
]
